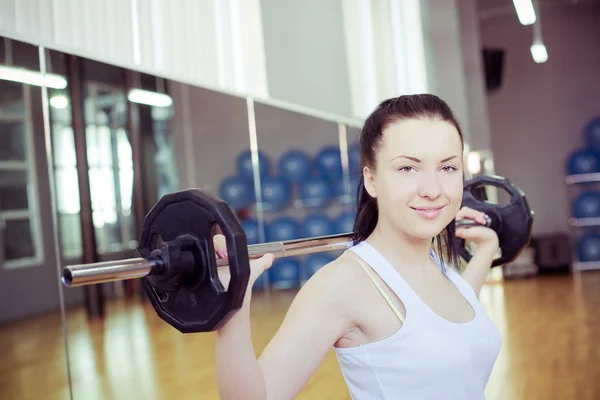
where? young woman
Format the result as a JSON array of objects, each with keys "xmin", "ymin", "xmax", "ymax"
[{"xmin": 214, "ymin": 94, "xmax": 501, "ymax": 399}]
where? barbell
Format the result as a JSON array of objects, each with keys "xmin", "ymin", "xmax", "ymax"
[{"xmin": 61, "ymin": 174, "xmax": 533, "ymax": 334}]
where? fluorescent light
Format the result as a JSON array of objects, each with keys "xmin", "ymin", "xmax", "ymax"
[
  {"xmin": 512, "ymin": 0, "xmax": 536, "ymax": 25},
  {"xmin": 530, "ymin": 42, "xmax": 548, "ymax": 63},
  {"xmin": 0, "ymin": 65, "xmax": 67, "ymax": 89},
  {"xmin": 50, "ymin": 95, "xmax": 69, "ymax": 109},
  {"xmin": 127, "ymin": 88, "xmax": 173, "ymax": 107}
]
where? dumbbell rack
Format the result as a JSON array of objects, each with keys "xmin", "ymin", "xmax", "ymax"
[{"xmin": 566, "ymin": 172, "xmax": 600, "ymax": 271}]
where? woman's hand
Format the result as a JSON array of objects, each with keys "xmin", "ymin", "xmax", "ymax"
[
  {"xmin": 454, "ymin": 206, "xmax": 499, "ymax": 253},
  {"xmin": 213, "ymin": 233, "xmax": 275, "ymax": 291}
]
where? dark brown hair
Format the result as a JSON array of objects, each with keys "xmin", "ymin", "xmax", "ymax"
[{"xmin": 351, "ymin": 94, "xmax": 464, "ymax": 270}]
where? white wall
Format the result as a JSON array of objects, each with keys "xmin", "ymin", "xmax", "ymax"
[
  {"xmin": 260, "ymin": 0, "xmax": 353, "ymax": 117},
  {"xmin": 420, "ymin": 0, "xmax": 493, "ymax": 155},
  {"xmin": 457, "ymin": 0, "xmax": 493, "ymax": 152},
  {"xmin": 420, "ymin": 0, "xmax": 471, "ymax": 144},
  {"xmin": 479, "ymin": 3, "xmax": 600, "ymax": 235},
  {"xmin": 0, "ymin": 0, "xmax": 269, "ymax": 98}
]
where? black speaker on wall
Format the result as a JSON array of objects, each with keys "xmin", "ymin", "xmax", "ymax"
[{"xmin": 482, "ymin": 47, "xmax": 505, "ymax": 92}]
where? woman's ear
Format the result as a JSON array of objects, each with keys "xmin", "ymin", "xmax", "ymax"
[{"xmin": 363, "ymin": 166, "xmax": 377, "ymax": 199}]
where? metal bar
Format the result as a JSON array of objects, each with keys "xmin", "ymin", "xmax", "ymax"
[
  {"xmin": 124, "ymin": 69, "xmax": 147, "ymax": 238},
  {"xmin": 61, "ymin": 220, "xmax": 483, "ymax": 288},
  {"xmin": 39, "ymin": 45, "xmax": 74, "ymax": 400},
  {"xmin": 63, "ymin": 258, "xmax": 159, "ymax": 287},
  {"xmin": 244, "ymin": 233, "xmax": 353, "ymax": 263},
  {"xmin": 67, "ymin": 54, "xmax": 105, "ymax": 318}
]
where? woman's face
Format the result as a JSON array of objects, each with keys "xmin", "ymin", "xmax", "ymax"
[{"xmin": 363, "ymin": 118, "xmax": 464, "ymax": 240}]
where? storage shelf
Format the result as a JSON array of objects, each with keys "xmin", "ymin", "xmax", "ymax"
[
  {"xmin": 569, "ymin": 217, "xmax": 600, "ymax": 228},
  {"xmin": 566, "ymin": 173, "xmax": 600, "ymax": 185},
  {"xmin": 573, "ymin": 261, "xmax": 600, "ymax": 271}
]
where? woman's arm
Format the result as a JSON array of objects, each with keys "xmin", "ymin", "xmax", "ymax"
[
  {"xmin": 461, "ymin": 245, "xmax": 499, "ymax": 295},
  {"xmin": 455, "ymin": 207, "xmax": 500, "ymax": 295},
  {"xmin": 215, "ymin": 248, "xmax": 353, "ymax": 400}
]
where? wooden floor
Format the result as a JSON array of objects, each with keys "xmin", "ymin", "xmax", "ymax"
[{"xmin": 2, "ymin": 270, "xmax": 600, "ymax": 400}]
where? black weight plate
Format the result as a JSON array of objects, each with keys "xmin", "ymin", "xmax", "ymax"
[
  {"xmin": 137, "ymin": 189, "xmax": 250, "ymax": 333},
  {"xmin": 458, "ymin": 175, "xmax": 534, "ymax": 267}
]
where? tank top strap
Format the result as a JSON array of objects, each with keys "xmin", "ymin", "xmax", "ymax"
[{"xmin": 348, "ymin": 241, "xmax": 424, "ymax": 312}]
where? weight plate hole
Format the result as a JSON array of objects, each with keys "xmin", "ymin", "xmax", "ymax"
[
  {"xmin": 150, "ymin": 233, "xmax": 164, "ymax": 250},
  {"xmin": 213, "ymin": 223, "xmax": 230, "ymax": 292}
]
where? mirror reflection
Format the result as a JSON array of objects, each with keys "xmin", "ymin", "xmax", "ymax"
[{"xmin": 1, "ymin": 0, "xmax": 599, "ymax": 398}]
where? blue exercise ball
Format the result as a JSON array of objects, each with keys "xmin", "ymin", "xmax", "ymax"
[
  {"xmin": 252, "ymin": 271, "xmax": 268, "ymax": 291},
  {"xmin": 241, "ymin": 219, "xmax": 261, "ymax": 245},
  {"xmin": 299, "ymin": 176, "xmax": 331, "ymax": 208},
  {"xmin": 572, "ymin": 191, "xmax": 600, "ymax": 219},
  {"xmin": 332, "ymin": 177, "xmax": 359, "ymax": 198},
  {"xmin": 261, "ymin": 176, "xmax": 291, "ymax": 212},
  {"xmin": 278, "ymin": 150, "xmax": 312, "ymax": 183},
  {"xmin": 218, "ymin": 176, "xmax": 254, "ymax": 210},
  {"xmin": 236, "ymin": 149, "xmax": 271, "ymax": 180},
  {"xmin": 577, "ymin": 234, "xmax": 600, "ymax": 262},
  {"xmin": 269, "ymin": 258, "xmax": 301, "ymax": 289},
  {"xmin": 301, "ymin": 214, "xmax": 333, "ymax": 238},
  {"xmin": 335, "ymin": 211, "xmax": 356, "ymax": 234},
  {"xmin": 584, "ymin": 117, "xmax": 600, "ymax": 153},
  {"xmin": 266, "ymin": 217, "xmax": 299, "ymax": 242},
  {"xmin": 316, "ymin": 145, "xmax": 343, "ymax": 181},
  {"xmin": 304, "ymin": 253, "xmax": 334, "ymax": 278},
  {"xmin": 348, "ymin": 143, "xmax": 361, "ymax": 176},
  {"xmin": 566, "ymin": 148, "xmax": 600, "ymax": 176}
]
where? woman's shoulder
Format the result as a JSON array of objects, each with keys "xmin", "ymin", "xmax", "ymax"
[{"xmin": 299, "ymin": 250, "xmax": 371, "ymax": 305}]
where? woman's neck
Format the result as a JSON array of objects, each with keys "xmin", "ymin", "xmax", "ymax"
[{"xmin": 366, "ymin": 220, "xmax": 436, "ymax": 275}]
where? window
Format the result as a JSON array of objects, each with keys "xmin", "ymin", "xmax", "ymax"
[
  {"xmin": 0, "ymin": 80, "xmax": 43, "ymax": 269},
  {"xmin": 50, "ymin": 84, "xmax": 137, "ymax": 257}
]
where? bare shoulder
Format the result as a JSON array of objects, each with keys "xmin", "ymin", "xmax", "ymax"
[{"xmin": 297, "ymin": 250, "xmax": 369, "ymax": 310}]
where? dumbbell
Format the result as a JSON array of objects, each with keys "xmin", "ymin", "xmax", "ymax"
[{"xmin": 61, "ymin": 175, "xmax": 533, "ymax": 334}]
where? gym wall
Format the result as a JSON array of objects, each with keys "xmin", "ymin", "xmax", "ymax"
[
  {"xmin": 479, "ymin": 2, "xmax": 600, "ymax": 235},
  {"xmin": 259, "ymin": 0, "xmax": 353, "ymax": 118}
]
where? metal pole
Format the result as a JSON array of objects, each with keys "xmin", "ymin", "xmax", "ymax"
[{"xmin": 67, "ymin": 55, "xmax": 105, "ymax": 318}]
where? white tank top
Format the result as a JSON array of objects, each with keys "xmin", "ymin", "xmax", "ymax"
[{"xmin": 333, "ymin": 241, "xmax": 501, "ymax": 399}]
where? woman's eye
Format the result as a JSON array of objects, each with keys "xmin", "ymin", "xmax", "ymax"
[
  {"xmin": 441, "ymin": 165, "xmax": 458, "ymax": 172},
  {"xmin": 398, "ymin": 166, "xmax": 416, "ymax": 173}
]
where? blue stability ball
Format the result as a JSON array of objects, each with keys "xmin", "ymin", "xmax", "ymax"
[
  {"xmin": 266, "ymin": 217, "xmax": 299, "ymax": 242},
  {"xmin": 269, "ymin": 258, "xmax": 301, "ymax": 289},
  {"xmin": 253, "ymin": 271, "xmax": 268, "ymax": 291},
  {"xmin": 335, "ymin": 211, "xmax": 356, "ymax": 234},
  {"xmin": 304, "ymin": 253, "xmax": 334, "ymax": 278},
  {"xmin": 572, "ymin": 191, "xmax": 600, "ymax": 219},
  {"xmin": 278, "ymin": 150, "xmax": 312, "ymax": 183},
  {"xmin": 299, "ymin": 176, "xmax": 331, "ymax": 208},
  {"xmin": 301, "ymin": 214, "xmax": 333, "ymax": 238},
  {"xmin": 348, "ymin": 143, "xmax": 361, "ymax": 177},
  {"xmin": 218, "ymin": 176, "xmax": 254, "ymax": 210},
  {"xmin": 332, "ymin": 177, "xmax": 359, "ymax": 198},
  {"xmin": 316, "ymin": 145, "xmax": 343, "ymax": 181},
  {"xmin": 261, "ymin": 176, "xmax": 292, "ymax": 212},
  {"xmin": 566, "ymin": 148, "xmax": 600, "ymax": 176},
  {"xmin": 577, "ymin": 234, "xmax": 600, "ymax": 262},
  {"xmin": 240, "ymin": 219, "xmax": 260, "ymax": 245},
  {"xmin": 584, "ymin": 117, "xmax": 600, "ymax": 153},
  {"xmin": 236, "ymin": 149, "xmax": 271, "ymax": 180}
]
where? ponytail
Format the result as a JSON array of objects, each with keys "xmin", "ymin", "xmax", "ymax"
[{"xmin": 352, "ymin": 175, "xmax": 378, "ymax": 244}]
